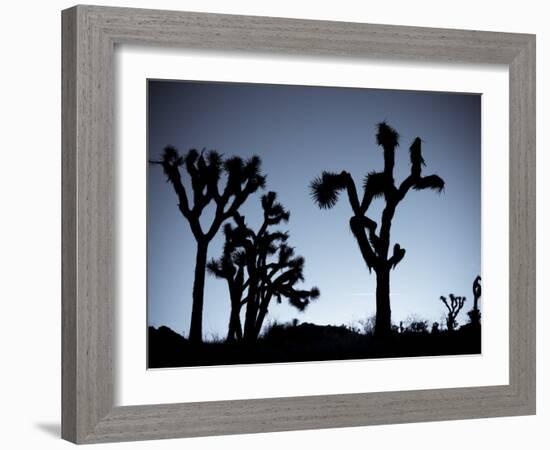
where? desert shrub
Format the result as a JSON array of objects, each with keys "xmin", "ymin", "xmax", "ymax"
[
  {"xmin": 402, "ymin": 315, "xmax": 430, "ymax": 334},
  {"xmin": 353, "ymin": 314, "xmax": 377, "ymax": 336}
]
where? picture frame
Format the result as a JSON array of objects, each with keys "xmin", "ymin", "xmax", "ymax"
[{"xmin": 61, "ymin": 4, "xmax": 536, "ymax": 444}]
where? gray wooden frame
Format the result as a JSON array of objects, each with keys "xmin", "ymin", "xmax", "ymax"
[{"xmin": 62, "ymin": 4, "xmax": 536, "ymax": 444}]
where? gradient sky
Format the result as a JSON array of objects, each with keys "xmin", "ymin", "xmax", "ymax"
[{"xmin": 147, "ymin": 80, "xmax": 481, "ymax": 340}]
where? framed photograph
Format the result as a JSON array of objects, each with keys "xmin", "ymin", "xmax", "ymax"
[
  {"xmin": 62, "ymin": 5, "xmax": 536, "ymax": 444},
  {"xmin": 146, "ymin": 80, "xmax": 482, "ymax": 367}
]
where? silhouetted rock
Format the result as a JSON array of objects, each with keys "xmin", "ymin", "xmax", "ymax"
[{"xmin": 148, "ymin": 326, "xmax": 189, "ymax": 368}]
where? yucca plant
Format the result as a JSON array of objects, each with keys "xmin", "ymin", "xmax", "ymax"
[
  {"xmin": 209, "ymin": 191, "xmax": 320, "ymax": 342},
  {"xmin": 439, "ymin": 293, "xmax": 466, "ymax": 331},
  {"xmin": 150, "ymin": 147, "xmax": 266, "ymax": 343},
  {"xmin": 310, "ymin": 122, "xmax": 444, "ymax": 337},
  {"xmin": 468, "ymin": 275, "xmax": 482, "ymax": 325}
]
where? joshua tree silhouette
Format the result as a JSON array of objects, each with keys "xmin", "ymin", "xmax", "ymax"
[
  {"xmin": 310, "ymin": 122, "xmax": 444, "ymax": 337},
  {"xmin": 150, "ymin": 147, "xmax": 266, "ymax": 343},
  {"xmin": 439, "ymin": 294, "xmax": 466, "ymax": 331},
  {"xmin": 468, "ymin": 275, "xmax": 482, "ymax": 324},
  {"xmin": 208, "ymin": 192, "xmax": 320, "ymax": 342}
]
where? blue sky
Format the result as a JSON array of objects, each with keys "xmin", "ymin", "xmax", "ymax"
[{"xmin": 147, "ymin": 80, "xmax": 481, "ymax": 339}]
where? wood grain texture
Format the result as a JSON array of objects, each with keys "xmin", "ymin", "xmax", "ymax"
[
  {"xmin": 61, "ymin": 7, "xmax": 77, "ymax": 443},
  {"xmin": 508, "ymin": 36, "xmax": 536, "ymax": 409},
  {"xmin": 61, "ymin": 5, "xmax": 536, "ymax": 444}
]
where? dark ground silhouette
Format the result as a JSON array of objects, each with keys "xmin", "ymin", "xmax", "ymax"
[{"xmin": 148, "ymin": 322, "xmax": 481, "ymax": 368}]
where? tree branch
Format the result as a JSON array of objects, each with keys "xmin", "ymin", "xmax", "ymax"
[
  {"xmin": 349, "ymin": 216, "xmax": 379, "ymax": 272},
  {"xmin": 388, "ymin": 243, "xmax": 406, "ymax": 269},
  {"xmin": 341, "ymin": 171, "xmax": 361, "ymax": 215}
]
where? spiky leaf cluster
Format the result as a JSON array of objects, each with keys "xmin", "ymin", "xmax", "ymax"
[{"xmin": 152, "ymin": 146, "xmax": 266, "ymax": 241}]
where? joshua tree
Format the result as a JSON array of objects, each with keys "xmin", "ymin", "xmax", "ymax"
[
  {"xmin": 150, "ymin": 147, "xmax": 266, "ymax": 343},
  {"xmin": 208, "ymin": 192, "xmax": 320, "ymax": 342},
  {"xmin": 310, "ymin": 122, "xmax": 444, "ymax": 337},
  {"xmin": 439, "ymin": 294, "xmax": 466, "ymax": 331},
  {"xmin": 468, "ymin": 275, "xmax": 482, "ymax": 325}
]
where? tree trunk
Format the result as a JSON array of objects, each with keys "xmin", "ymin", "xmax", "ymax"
[
  {"xmin": 189, "ymin": 240, "xmax": 208, "ymax": 344},
  {"xmin": 234, "ymin": 311, "xmax": 243, "ymax": 341},
  {"xmin": 375, "ymin": 268, "xmax": 392, "ymax": 337},
  {"xmin": 447, "ymin": 316, "xmax": 455, "ymax": 331},
  {"xmin": 243, "ymin": 301, "xmax": 258, "ymax": 342},
  {"xmin": 242, "ymin": 267, "xmax": 259, "ymax": 342},
  {"xmin": 226, "ymin": 301, "xmax": 243, "ymax": 342},
  {"xmin": 254, "ymin": 293, "xmax": 272, "ymax": 339}
]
